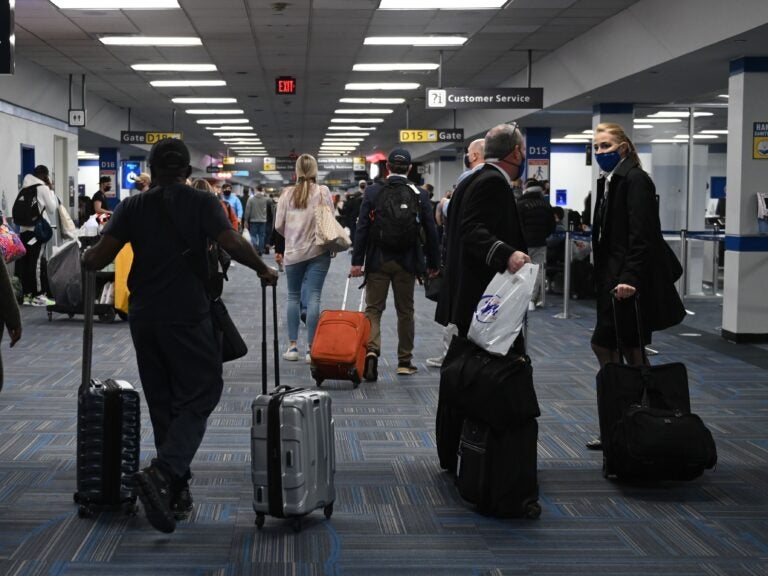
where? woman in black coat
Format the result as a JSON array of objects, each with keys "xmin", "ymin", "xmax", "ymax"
[{"xmin": 587, "ymin": 122, "xmax": 685, "ymax": 448}]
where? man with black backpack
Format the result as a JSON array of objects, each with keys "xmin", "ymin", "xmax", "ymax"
[
  {"xmin": 350, "ymin": 149, "xmax": 440, "ymax": 380},
  {"xmin": 13, "ymin": 165, "xmax": 57, "ymax": 306}
]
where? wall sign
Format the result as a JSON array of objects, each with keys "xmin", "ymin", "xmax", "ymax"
[
  {"xmin": 525, "ymin": 127, "xmax": 550, "ymax": 182},
  {"xmin": 753, "ymin": 122, "xmax": 768, "ymax": 159},
  {"xmin": 399, "ymin": 128, "xmax": 464, "ymax": 143},
  {"xmin": 426, "ymin": 87, "xmax": 543, "ymax": 110},
  {"xmin": 120, "ymin": 131, "xmax": 183, "ymax": 145},
  {"xmin": 0, "ymin": 0, "xmax": 13, "ymax": 75}
]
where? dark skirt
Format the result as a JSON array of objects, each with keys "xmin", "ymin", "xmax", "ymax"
[{"xmin": 591, "ymin": 287, "xmax": 652, "ymax": 350}]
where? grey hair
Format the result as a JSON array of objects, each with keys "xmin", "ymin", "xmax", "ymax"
[{"xmin": 484, "ymin": 123, "xmax": 523, "ymax": 159}]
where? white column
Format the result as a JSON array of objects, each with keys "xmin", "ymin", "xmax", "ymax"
[{"xmin": 722, "ymin": 58, "xmax": 768, "ymax": 342}]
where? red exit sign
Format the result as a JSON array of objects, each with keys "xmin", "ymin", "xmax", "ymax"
[{"xmin": 276, "ymin": 76, "xmax": 296, "ymax": 95}]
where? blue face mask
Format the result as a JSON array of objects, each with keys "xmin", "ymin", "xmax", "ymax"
[
  {"xmin": 463, "ymin": 154, "xmax": 471, "ymax": 169},
  {"xmin": 595, "ymin": 149, "xmax": 622, "ymax": 173}
]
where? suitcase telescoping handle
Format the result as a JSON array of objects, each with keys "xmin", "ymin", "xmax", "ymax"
[
  {"xmin": 81, "ymin": 265, "xmax": 95, "ymax": 388},
  {"xmin": 341, "ymin": 275, "xmax": 365, "ymax": 312},
  {"xmin": 261, "ymin": 283, "xmax": 280, "ymax": 396},
  {"xmin": 609, "ymin": 289, "xmax": 647, "ymax": 365}
]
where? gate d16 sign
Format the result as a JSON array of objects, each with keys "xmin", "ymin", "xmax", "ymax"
[{"xmin": 426, "ymin": 87, "xmax": 543, "ymax": 110}]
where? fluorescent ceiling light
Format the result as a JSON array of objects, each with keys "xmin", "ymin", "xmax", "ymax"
[
  {"xmin": 53, "ymin": 0, "xmax": 179, "ymax": 8},
  {"xmin": 648, "ymin": 111, "xmax": 714, "ymax": 118},
  {"xmin": 77, "ymin": 151, "xmax": 99, "ymax": 159},
  {"xmin": 213, "ymin": 132, "xmax": 257, "ymax": 137},
  {"xmin": 325, "ymin": 132, "xmax": 371, "ymax": 137},
  {"xmin": 328, "ymin": 126, "xmax": 376, "ymax": 131},
  {"xmin": 331, "ymin": 118, "xmax": 384, "ymax": 123},
  {"xmin": 132, "ymin": 64, "xmax": 216, "ymax": 72},
  {"xmin": 346, "ymin": 83, "xmax": 419, "ymax": 91},
  {"xmin": 206, "ymin": 126, "xmax": 253, "ymax": 131},
  {"xmin": 581, "ymin": 130, "xmax": 594, "ymax": 135},
  {"xmin": 564, "ymin": 134, "xmax": 591, "ymax": 139},
  {"xmin": 651, "ymin": 139, "xmax": 687, "ymax": 143},
  {"xmin": 550, "ymin": 138, "xmax": 589, "ymax": 143},
  {"xmin": 101, "ymin": 36, "xmax": 201, "ymax": 46},
  {"xmin": 324, "ymin": 138, "xmax": 365, "ymax": 142},
  {"xmin": 673, "ymin": 134, "xmax": 719, "ymax": 139},
  {"xmin": 340, "ymin": 98, "xmax": 405, "ymax": 104},
  {"xmin": 334, "ymin": 109, "xmax": 393, "ymax": 115},
  {"xmin": 186, "ymin": 109, "xmax": 243, "ymax": 115},
  {"xmin": 701, "ymin": 129, "xmax": 728, "ymax": 134},
  {"xmin": 196, "ymin": 118, "xmax": 248, "ymax": 124},
  {"xmin": 364, "ymin": 36, "xmax": 467, "ymax": 46},
  {"xmin": 353, "ymin": 63, "xmax": 439, "ymax": 72},
  {"xmin": 633, "ymin": 124, "xmax": 653, "ymax": 129},
  {"xmin": 151, "ymin": 80, "xmax": 226, "ymax": 87},
  {"xmin": 379, "ymin": 0, "xmax": 506, "ymax": 8},
  {"xmin": 172, "ymin": 97, "xmax": 236, "ymax": 104},
  {"xmin": 718, "ymin": 94, "xmax": 729, "ymax": 99},
  {"xmin": 637, "ymin": 118, "xmax": 682, "ymax": 124}
]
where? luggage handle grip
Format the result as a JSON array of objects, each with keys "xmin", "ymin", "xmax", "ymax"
[
  {"xmin": 609, "ymin": 289, "xmax": 647, "ymax": 366},
  {"xmin": 341, "ymin": 275, "xmax": 365, "ymax": 312},
  {"xmin": 261, "ymin": 283, "xmax": 280, "ymax": 396},
  {"xmin": 81, "ymin": 264, "xmax": 95, "ymax": 388}
]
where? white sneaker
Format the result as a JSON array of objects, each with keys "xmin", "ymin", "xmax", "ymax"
[
  {"xmin": 426, "ymin": 356, "xmax": 444, "ymax": 368},
  {"xmin": 305, "ymin": 352, "xmax": 311, "ymax": 364},
  {"xmin": 31, "ymin": 295, "xmax": 55, "ymax": 307},
  {"xmin": 283, "ymin": 346, "xmax": 299, "ymax": 361},
  {"xmin": 528, "ymin": 301, "xmax": 536, "ymax": 312}
]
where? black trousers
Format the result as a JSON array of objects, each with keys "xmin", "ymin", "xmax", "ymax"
[
  {"xmin": 15, "ymin": 231, "xmax": 43, "ymax": 296},
  {"xmin": 130, "ymin": 316, "xmax": 223, "ymax": 482}
]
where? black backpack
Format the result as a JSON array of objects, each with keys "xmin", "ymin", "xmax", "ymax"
[
  {"xmin": 12, "ymin": 184, "xmax": 42, "ymax": 226},
  {"xmin": 370, "ymin": 180, "xmax": 421, "ymax": 251}
]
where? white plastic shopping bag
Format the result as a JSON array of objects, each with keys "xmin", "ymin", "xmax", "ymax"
[{"xmin": 468, "ymin": 263, "xmax": 539, "ymax": 356}]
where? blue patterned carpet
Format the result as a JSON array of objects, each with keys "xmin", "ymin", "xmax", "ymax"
[{"xmin": 0, "ymin": 252, "xmax": 766, "ymax": 576}]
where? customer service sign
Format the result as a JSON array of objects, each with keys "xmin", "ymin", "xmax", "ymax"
[{"xmin": 426, "ymin": 87, "xmax": 543, "ymax": 109}]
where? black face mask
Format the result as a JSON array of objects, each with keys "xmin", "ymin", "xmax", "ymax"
[
  {"xmin": 223, "ymin": 189, "xmax": 231, "ymax": 196},
  {"xmin": 104, "ymin": 185, "xmax": 111, "ymax": 192},
  {"xmin": 463, "ymin": 154, "xmax": 471, "ymax": 169}
]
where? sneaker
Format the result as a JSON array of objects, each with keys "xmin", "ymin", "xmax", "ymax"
[
  {"xmin": 305, "ymin": 351, "xmax": 312, "ymax": 364},
  {"xmin": 22, "ymin": 295, "xmax": 34, "ymax": 306},
  {"xmin": 397, "ymin": 363, "xmax": 418, "ymax": 376},
  {"xmin": 283, "ymin": 346, "xmax": 300, "ymax": 361},
  {"xmin": 133, "ymin": 465, "xmax": 176, "ymax": 533},
  {"xmin": 426, "ymin": 356, "xmax": 444, "ymax": 368},
  {"xmin": 363, "ymin": 352, "xmax": 378, "ymax": 382},
  {"xmin": 31, "ymin": 295, "xmax": 55, "ymax": 307},
  {"xmin": 170, "ymin": 483, "xmax": 193, "ymax": 521},
  {"xmin": 528, "ymin": 301, "xmax": 536, "ymax": 312}
]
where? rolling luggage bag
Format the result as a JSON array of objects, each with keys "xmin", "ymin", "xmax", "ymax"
[
  {"xmin": 597, "ymin": 294, "xmax": 716, "ymax": 481},
  {"xmin": 310, "ymin": 276, "xmax": 370, "ymax": 388},
  {"xmin": 74, "ymin": 267, "xmax": 140, "ymax": 518},
  {"xmin": 251, "ymin": 283, "xmax": 335, "ymax": 532}
]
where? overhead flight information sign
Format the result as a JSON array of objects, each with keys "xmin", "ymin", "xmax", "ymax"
[
  {"xmin": 399, "ymin": 128, "xmax": 464, "ymax": 143},
  {"xmin": 426, "ymin": 87, "xmax": 543, "ymax": 109}
]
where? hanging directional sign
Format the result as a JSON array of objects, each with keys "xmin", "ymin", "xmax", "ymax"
[
  {"xmin": 120, "ymin": 131, "xmax": 183, "ymax": 144},
  {"xmin": 68, "ymin": 109, "xmax": 86, "ymax": 127},
  {"xmin": 399, "ymin": 128, "xmax": 464, "ymax": 143},
  {"xmin": 426, "ymin": 87, "xmax": 543, "ymax": 110}
]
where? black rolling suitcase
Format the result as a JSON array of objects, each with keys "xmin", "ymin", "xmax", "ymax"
[
  {"xmin": 597, "ymin": 294, "xmax": 717, "ymax": 481},
  {"xmin": 73, "ymin": 267, "xmax": 140, "ymax": 518}
]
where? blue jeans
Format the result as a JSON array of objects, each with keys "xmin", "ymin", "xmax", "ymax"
[
  {"xmin": 285, "ymin": 252, "xmax": 331, "ymax": 346},
  {"xmin": 249, "ymin": 221, "xmax": 267, "ymax": 253}
]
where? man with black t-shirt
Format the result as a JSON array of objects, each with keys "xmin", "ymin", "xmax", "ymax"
[
  {"xmin": 92, "ymin": 176, "xmax": 113, "ymax": 217},
  {"xmin": 83, "ymin": 139, "xmax": 278, "ymax": 534}
]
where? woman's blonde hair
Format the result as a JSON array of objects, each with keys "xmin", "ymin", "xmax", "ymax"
[
  {"xmin": 595, "ymin": 122, "xmax": 641, "ymax": 167},
  {"xmin": 291, "ymin": 154, "xmax": 318, "ymax": 209},
  {"xmin": 191, "ymin": 178, "xmax": 213, "ymax": 193}
]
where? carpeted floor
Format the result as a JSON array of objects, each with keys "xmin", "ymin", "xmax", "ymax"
[{"xmin": 0, "ymin": 252, "xmax": 766, "ymax": 576}]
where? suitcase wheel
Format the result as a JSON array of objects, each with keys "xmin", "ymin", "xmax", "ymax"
[
  {"xmin": 78, "ymin": 504, "xmax": 95, "ymax": 519},
  {"xmin": 523, "ymin": 500, "xmax": 542, "ymax": 520},
  {"xmin": 323, "ymin": 503, "xmax": 333, "ymax": 519},
  {"xmin": 255, "ymin": 513, "xmax": 265, "ymax": 530},
  {"xmin": 291, "ymin": 518, "xmax": 302, "ymax": 533}
]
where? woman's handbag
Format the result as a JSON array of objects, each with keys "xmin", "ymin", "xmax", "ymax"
[
  {"xmin": 315, "ymin": 203, "xmax": 351, "ymax": 253},
  {"xmin": 424, "ymin": 272, "xmax": 443, "ymax": 302},
  {"xmin": 34, "ymin": 218, "xmax": 53, "ymax": 243},
  {"xmin": 210, "ymin": 298, "xmax": 248, "ymax": 362},
  {"xmin": 0, "ymin": 224, "xmax": 27, "ymax": 263}
]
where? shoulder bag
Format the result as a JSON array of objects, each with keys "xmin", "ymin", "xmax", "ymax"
[
  {"xmin": 0, "ymin": 221, "xmax": 27, "ymax": 263},
  {"xmin": 315, "ymin": 187, "xmax": 351, "ymax": 253}
]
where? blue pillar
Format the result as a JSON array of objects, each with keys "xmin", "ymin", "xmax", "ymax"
[
  {"xmin": 525, "ymin": 127, "xmax": 551, "ymax": 184},
  {"xmin": 98, "ymin": 147, "xmax": 119, "ymax": 210}
]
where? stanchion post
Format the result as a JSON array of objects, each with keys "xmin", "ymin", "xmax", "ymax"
[
  {"xmin": 554, "ymin": 210, "xmax": 578, "ymax": 319},
  {"xmin": 540, "ymin": 261, "xmax": 546, "ymax": 307},
  {"xmin": 712, "ymin": 225, "xmax": 721, "ymax": 296},
  {"xmin": 679, "ymin": 229, "xmax": 688, "ymax": 298}
]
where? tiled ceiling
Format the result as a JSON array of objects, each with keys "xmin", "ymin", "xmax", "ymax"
[{"xmin": 15, "ymin": 0, "xmax": 642, "ymax": 159}]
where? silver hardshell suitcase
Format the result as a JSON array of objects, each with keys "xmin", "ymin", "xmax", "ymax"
[{"xmin": 251, "ymin": 284, "xmax": 335, "ymax": 532}]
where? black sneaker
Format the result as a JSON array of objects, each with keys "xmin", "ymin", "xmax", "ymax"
[
  {"xmin": 133, "ymin": 465, "xmax": 176, "ymax": 533},
  {"xmin": 364, "ymin": 352, "xmax": 378, "ymax": 382},
  {"xmin": 171, "ymin": 484, "xmax": 193, "ymax": 520}
]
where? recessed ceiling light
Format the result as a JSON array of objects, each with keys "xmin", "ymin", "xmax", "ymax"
[
  {"xmin": 340, "ymin": 98, "xmax": 405, "ymax": 105},
  {"xmin": 328, "ymin": 126, "xmax": 377, "ymax": 131},
  {"xmin": 632, "ymin": 124, "xmax": 653, "ymax": 129},
  {"xmin": 324, "ymin": 138, "xmax": 365, "ymax": 142},
  {"xmin": 673, "ymin": 134, "xmax": 719, "ymax": 139},
  {"xmin": 331, "ymin": 118, "xmax": 385, "ymax": 123},
  {"xmin": 196, "ymin": 118, "xmax": 248, "ymax": 124},
  {"xmin": 353, "ymin": 63, "xmax": 439, "ymax": 72},
  {"xmin": 206, "ymin": 126, "xmax": 253, "ymax": 131},
  {"xmin": 648, "ymin": 111, "xmax": 714, "ymax": 118},
  {"xmin": 564, "ymin": 134, "xmax": 591, "ymax": 139},
  {"xmin": 651, "ymin": 139, "xmax": 686, "ymax": 143},
  {"xmin": 53, "ymin": 0, "xmax": 179, "ymax": 8},
  {"xmin": 334, "ymin": 109, "xmax": 393, "ymax": 115},
  {"xmin": 701, "ymin": 129, "xmax": 728, "ymax": 134},
  {"xmin": 172, "ymin": 98, "xmax": 237, "ymax": 104},
  {"xmin": 325, "ymin": 132, "xmax": 371, "ymax": 137},
  {"xmin": 378, "ymin": 0, "xmax": 506, "ymax": 8},
  {"xmin": 132, "ymin": 64, "xmax": 216, "ymax": 72},
  {"xmin": 345, "ymin": 83, "xmax": 420, "ymax": 91},
  {"xmin": 717, "ymin": 94, "xmax": 729, "ymax": 99},
  {"xmin": 637, "ymin": 118, "xmax": 682, "ymax": 124},
  {"xmin": 151, "ymin": 80, "xmax": 226, "ymax": 87},
  {"xmin": 77, "ymin": 151, "xmax": 99, "ymax": 159},
  {"xmin": 186, "ymin": 109, "xmax": 244, "ymax": 115},
  {"xmin": 101, "ymin": 36, "xmax": 201, "ymax": 46},
  {"xmin": 581, "ymin": 130, "xmax": 594, "ymax": 135},
  {"xmin": 364, "ymin": 36, "xmax": 467, "ymax": 46},
  {"xmin": 551, "ymin": 138, "xmax": 589, "ymax": 143},
  {"xmin": 213, "ymin": 132, "xmax": 257, "ymax": 137}
]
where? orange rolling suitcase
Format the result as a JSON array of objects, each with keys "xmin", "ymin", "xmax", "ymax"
[{"xmin": 310, "ymin": 277, "xmax": 370, "ymax": 389}]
